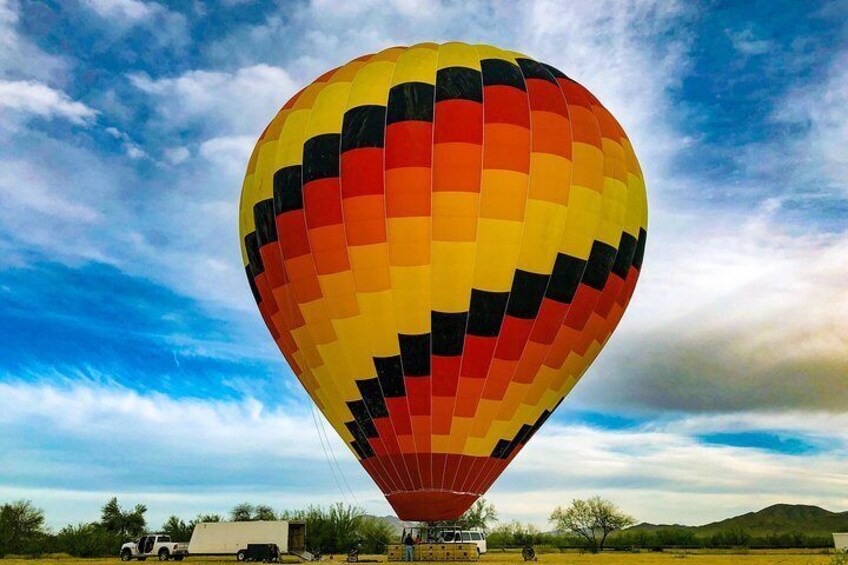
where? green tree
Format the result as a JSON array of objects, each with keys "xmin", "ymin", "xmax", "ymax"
[
  {"xmin": 486, "ymin": 521, "xmax": 541, "ymax": 548},
  {"xmin": 230, "ymin": 503, "xmax": 256, "ymax": 522},
  {"xmin": 100, "ymin": 498, "xmax": 147, "ymax": 538},
  {"xmin": 459, "ymin": 499, "xmax": 498, "ymax": 530},
  {"xmin": 358, "ymin": 516, "xmax": 393, "ymax": 554},
  {"xmin": 0, "ymin": 500, "xmax": 47, "ymax": 556},
  {"xmin": 161, "ymin": 516, "xmax": 193, "ymax": 541},
  {"xmin": 327, "ymin": 502, "xmax": 362, "ymax": 551},
  {"xmin": 254, "ymin": 505, "xmax": 277, "ymax": 521},
  {"xmin": 190, "ymin": 513, "xmax": 222, "ymax": 528},
  {"xmin": 709, "ymin": 526, "xmax": 751, "ymax": 548},
  {"xmin": 280, "ymin": 504, "xmax": 366, "ymax": 554},
  {"xmin": 550, "ymin": 496, "xmax": 635, "ymax": 553}
]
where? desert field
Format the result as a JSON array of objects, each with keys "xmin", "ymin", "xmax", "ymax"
[{"xmin": 1, "ymin": 551, "xmax": 841, "ymax": 565}]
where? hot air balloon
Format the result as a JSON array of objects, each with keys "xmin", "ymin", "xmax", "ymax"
[{"xmin": 239, "ymin": 42, "xmax": 647, "ymax": 522}]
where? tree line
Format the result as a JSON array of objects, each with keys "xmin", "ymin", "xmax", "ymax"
[
  {"xmin": 0, "ymin": 498, "xmax": 395, "ymax": 558},
  {"xmin": 0, "ymin": 496, "xmax": 504, "ymax": 559},
  {"xmin": 1, "ymin": 495, "xmax": 835, "ymax": 558},
  {"xmin": 489, "ymin": 496, "xmax": 835, "ymax": 552},
  {"xmin": 487, "ymin": 522, "xmax": 836, "ymax": 551}
]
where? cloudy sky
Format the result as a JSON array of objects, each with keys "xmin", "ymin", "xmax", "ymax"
[{"xmin": 0, "ymin": 0, "xmax": 846, "ymax": 531}]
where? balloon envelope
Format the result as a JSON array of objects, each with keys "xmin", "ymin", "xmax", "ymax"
[{"xmin": 239, "ymin": 42, "xmax": 647, "ymax": 521}]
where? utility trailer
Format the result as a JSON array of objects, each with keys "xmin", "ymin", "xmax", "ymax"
[{"xmin": 187, "ymin": 520, "xmax": 311, "ymax": 561}]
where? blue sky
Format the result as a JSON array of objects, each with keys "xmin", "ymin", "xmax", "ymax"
[{"xmin": 0, "ymin": 0, "xmax": 846, "ymax": 530}]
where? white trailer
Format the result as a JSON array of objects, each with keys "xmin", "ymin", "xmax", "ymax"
[
  {"xmin": 188, "ymin": 521, "xmax": 309, "ymax": 561},
  {"xmin": 835, "ymin": 533, "xmax": 848, "ymax": 551}
]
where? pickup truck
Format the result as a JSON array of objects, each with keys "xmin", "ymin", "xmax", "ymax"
[{"xmin": 120, "ymin": 534, "xmax": 189, "ymax": 561}]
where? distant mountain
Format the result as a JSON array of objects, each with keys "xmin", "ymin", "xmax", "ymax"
[
  {"xmin": 365, "ymin": 514, "xmax": 404, "ymax": 535},
  {"xmin": 630, "ymin": 504, "xmax": 848, "ymax": 538}
]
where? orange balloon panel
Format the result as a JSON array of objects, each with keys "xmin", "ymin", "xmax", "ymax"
[{"xmin": 238, "ymin": 42, "xmax": 648, "ymax": 521}]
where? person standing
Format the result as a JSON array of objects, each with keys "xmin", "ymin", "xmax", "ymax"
[{"xmin": 404, "ymin": 532, "xmax": 415, "ymax": 562}]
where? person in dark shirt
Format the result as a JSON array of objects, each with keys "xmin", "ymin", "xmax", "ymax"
[{"xmin": 403, "ymin": 533, "xmax": 415, "ymax": 561}]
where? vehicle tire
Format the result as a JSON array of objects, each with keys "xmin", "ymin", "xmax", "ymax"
[
  {"xmin": 521, "ymin": 546, "xmax": 536, "ymax": 562},
  {"xmin": 236, "ymin": 550, "xmax": 247, "ymax": 562},
  {"xmin": 121, "ymin": 550, "xmax": 133, "ymax": 562},
  {"xmin": 159, "ymin": 549, "xmax": 170, "ymax": 562}
]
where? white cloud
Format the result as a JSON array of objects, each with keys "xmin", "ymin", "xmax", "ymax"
[
  {"xmin": 771, "ymin": 51, "xmax": 848, "ymax": 196},
  {"xmin": 0, "ymin": 378, "xmax": 380, "ymax": 529},
  {"xmin": 164, "ymin": 146, "xmax": 190, "ymax": 165},
  {"xmin": 79, "ymin": 0, "xmax": 189, "ymax": 49},
  {"xmin": 129, "ymin": 65, "xmax": 296, "ymax": 136},
  {"xmin": 656, "ymin": 411, "xmax": 848, "ymax": 443},
  {"xmin": 199, "ymin": 135, "xmax": 254, "ymax": 174},
  {"xmin": 103, "ymin": 125, "xmax": 151, "ymax": 160},
  {"xmin": 0, "ymin": 379, "xmax": 324, "ymax": 459},
  {"xmin": 124, "ymin": 142, "xmax": 148, "ymax": 159},
  {"xmin": 726, "ymin": 28, "xmax": 774, "ymax": 56},
  {"xmin": 0, "ymin": 133, "xmax": 131, "ymax": 268},
  {"xmin": 0, "ymin": 79, "xmax": 96, "ymax": 125},
  {"xmin": 81, "ymin": 0, "xmax": 157, "ymax": 21},
  {"xmin": 0, "ymin": 159, "xmax": 100, "ymax": 223},
  {"xmin": 491, "ymin": 419, "xmax": 848, "ymax": 527},
  {"xmin": 0, "ymin": 0, "xmax": 68, "ymax": 82},
  {"xmin": 1, "ymin": 380, "xmax": 846, "ymax": 529}
]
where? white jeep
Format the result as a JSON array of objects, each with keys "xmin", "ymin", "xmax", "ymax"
[{"xmin": 120, "ymin": 534, "xmax": 189, "ymax": 561}]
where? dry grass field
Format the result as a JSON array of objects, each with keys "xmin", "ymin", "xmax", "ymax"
[{"xmin": 1, "ymin": 551, "xmax": 841, "ymax": 565}]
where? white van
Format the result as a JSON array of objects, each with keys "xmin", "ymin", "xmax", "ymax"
[
  {"xmin": 437, "ymin": 529, "xmax": 487, "ymax": 555},
  {"xmin": 835, "ymin": 533, "xmax": 848, "ymax": 551}
]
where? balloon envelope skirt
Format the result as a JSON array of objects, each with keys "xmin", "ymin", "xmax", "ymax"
[{"xmin": 239, "ymin": 42, "xmax": 648, "ymax": 521}]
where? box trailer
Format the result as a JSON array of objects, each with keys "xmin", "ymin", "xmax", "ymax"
[
  {"xmin": 187, "ymin": 521, "xmax": 309, "ymax": 561},
  {"xmin": 835, "ymin": 533, "xmax": 848, "ymax": 551}
]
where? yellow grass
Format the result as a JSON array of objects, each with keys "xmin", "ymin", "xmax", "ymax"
[{"xmin": 1, "ymin": 550, "xmax": 839, "ymax": 565}]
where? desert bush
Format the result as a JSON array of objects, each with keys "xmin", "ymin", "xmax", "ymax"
[
  {"xmin": 161, "ymin": 515, "xmax": 193, "ymax": 541},
  {"xmin": 708, "ymin": 526, "xmax": 751, "ymax": 548},
  {"xmin": 281, "ymin": 503, "xmax": 371, "ymax": 554},
  {"xmin": 831, "ymin": 550, "xmax": 848, "ymax": 565},
  {"xmin": 0, "ymin": 500, "xmax": 49, "ymax": 557},
  {"xmin": 357, "ymin": 516, "xmax": 394, "ymax": 554},
  {"xmin": 56, "ymin": 523, "xmax": 123, "ymax": 557}
]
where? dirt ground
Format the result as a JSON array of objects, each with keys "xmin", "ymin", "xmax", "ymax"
[{"xmin": 1, "ymin": 550, "xmax": 840, "ymax": 565}]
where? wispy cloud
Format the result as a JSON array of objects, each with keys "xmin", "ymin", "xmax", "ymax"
[
  {"xmin": 770, "ymin": 50, "xmax": 848, "ymax": 197},
  {"xmin": 0, "ymin": 378, "xmax": 375, "ymax": 528},
  {"xmin": 128, "ymin": 65, "xmax": 296, "ymax": 137},
  {"xmin": 0, "ymin": 80, "xmax": 95, "ymax": 125},
  {"xmin": 493, "ymin": 416, "xmax": 848, "ymax": 526},
  {"xmin": 726, "ymin": 27, "xmax": 775, "ymax": 56},
  {"xmin": 81, "ymin": 0, "xmax": 160, "ymax": 22},
  {"xmin": 79, "ymin": 0, "xmax": 189, "ymax": 50},
  {"xmin": 0, "ymin": 0, "xmax": 68, "ymax": 82},
  {"xmin": 0, "ymin": 380, "xmax": 845, "ymax": 529}
]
